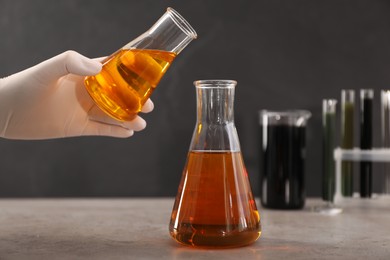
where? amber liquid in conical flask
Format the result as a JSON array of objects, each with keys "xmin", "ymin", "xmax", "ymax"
[
  {"xmin": 170, "ymin": 151, "xmax": 261, "ymax": 247},
  {"xmin": 84, "ymin": 49, "xmax": 176, "ymax": 121},
  {"xmin": 169, "ymin": 80, "xmax": 261, "ymax": 248}
]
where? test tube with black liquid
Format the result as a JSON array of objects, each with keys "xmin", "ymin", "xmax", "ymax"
[{"xmin": 360, "ymin": 89, "xmax": 373, "ymax": 198}]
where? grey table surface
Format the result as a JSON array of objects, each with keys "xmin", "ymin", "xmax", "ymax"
[{"xmin": 0, "ymin": 197, "xmax": 389, "ymax": 260}]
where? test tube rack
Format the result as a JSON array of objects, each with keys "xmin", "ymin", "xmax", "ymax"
[{"xmin": 333, "ymin": 147, "xmax": 390, "ymax": 203}]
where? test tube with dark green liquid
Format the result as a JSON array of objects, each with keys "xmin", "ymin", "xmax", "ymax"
[
  {"xmin": 322, "ymin": 99, "xmax": 337, "ymax": 202},
  {"xmin": 360, "ymin": 89, "xmax": 373, "ymax": 198},
  {"xmin": 341, "ymin": 90, "xmax": 355, "ymax": 196}
]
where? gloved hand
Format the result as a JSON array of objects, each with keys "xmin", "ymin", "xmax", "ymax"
[{"xmin": 0, "ymin": 50, "xmax": 154, "ymax": 140}]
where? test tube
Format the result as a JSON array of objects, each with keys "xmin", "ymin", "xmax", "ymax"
[
  {"xmin": 381, "ymin": 90, "xmax": 390, "ymax": 194},
  {"xmin": 341, "ymin": 90, "xmax": 354, "ymax": 197},
  {"xmin": 322, "ymin": 99, "xmax": 337, "ymax": 202},
  {"xmin": 360, "ymin": 89, "xmax": 373, "ymax": 198}
]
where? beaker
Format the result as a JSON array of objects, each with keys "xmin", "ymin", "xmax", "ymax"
[
  {"xmin": 84, "ymin": 7, "xmax": 197, "ymax": 121},
  {"xmin": 169, "ymin": 80, "xmax": 261, "ymax": 248},
  {"xmin": 259, "ymin": 110, "xmax": 311, "ymax": 209}
]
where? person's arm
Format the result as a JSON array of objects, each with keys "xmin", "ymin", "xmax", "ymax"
[{"xmin": 0, "ymin": 50, "xmax": 153, "ymax": 140}]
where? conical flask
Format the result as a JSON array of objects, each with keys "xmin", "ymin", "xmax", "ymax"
[
  {"xmin": 84, "ymin": 7, "xmax": 197, "ymax": 121},
  {"xmin": 169, "ymin": 80, "xmax": 261, "ymax": 248}
]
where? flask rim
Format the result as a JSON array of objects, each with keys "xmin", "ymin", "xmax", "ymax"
[
  {"xmin": 167, "ymin": 7, "xmax": 198, "ymax": 39},
  {"xmin": 194, "ymin": 80, "xmax": 237, "ymax": 88}
]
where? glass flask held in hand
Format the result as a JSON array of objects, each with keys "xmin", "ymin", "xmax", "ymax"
[
  {"xmin": 84, "ymin": 7, "xmax": 197, "ymax": 121},
  {"xmin": 169, "ymin": 80, "xmax": 261, "ymax": 248}
]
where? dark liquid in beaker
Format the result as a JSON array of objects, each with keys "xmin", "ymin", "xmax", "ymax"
[
  {"xmin": 169, "ymin": 151, "xmax": 261, "ymax": 248},
  {"xmin": 260, "ymin": 125, "xmax": 306, "ymax": 209}
]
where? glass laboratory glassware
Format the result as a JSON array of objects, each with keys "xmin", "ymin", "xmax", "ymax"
[
  {"xmin": 259, "ymin": 110, "xmax": 311, "ymax": 209},
  {"xmin": 360, "ymin": 89, "xmax": 374, "ymax": 198},
  {"xmin": 169, "ymin": 80, "xmax": 261, "ymax": 248},
  {"xmin": 84, "ymin": 7, "xmax": 197, "ymax": 121},
  {"xmin": 341, "ymin": 90, "xmax": 355, "ymax": 197},
  {"xmin": 316, "ymin": 99, "xmax": 342, "ymax": 215},
  {"xmin": 381, "ymin": 90, "xmax": 390, "ymax": 195}
]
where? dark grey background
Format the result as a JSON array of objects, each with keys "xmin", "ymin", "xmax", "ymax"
[{"xmin": 0, "ymin": 0, "xmax": 389, "ymax": 197}]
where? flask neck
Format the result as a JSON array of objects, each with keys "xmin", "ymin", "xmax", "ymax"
[
  {"xmin": 191, "ymin": 80, "xmax": 240, "ymax": 152},
  {"xmin": 126, "ymin": 8, "xmax": 197, "ymax": 54},
  {"xmin": 196, "ymin": 81, "xmax": 236, "ymax": 125},
  {"xmin": 152, "ymin": 8, "xmax": 197, "ymax": 54}
]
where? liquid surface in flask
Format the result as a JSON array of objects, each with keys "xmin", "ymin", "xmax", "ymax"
[
  {"xmin": 170, "ymin": 150, "xmax": 261, "ymax": 248},
  {"xmin": 84, "ymin": 49, "xmax": 176, "ymax": 121}
]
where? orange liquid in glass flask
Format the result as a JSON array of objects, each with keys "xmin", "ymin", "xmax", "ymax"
[
  {"xmin": 84, "ymin": 49, "xmax": 176, "ymax": 121},
  {"xmin": 169, "ymin": 150, "xmax": 261, "ymax": 248}
]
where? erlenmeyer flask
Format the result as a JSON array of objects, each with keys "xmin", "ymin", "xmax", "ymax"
[
  {"xmin": 169, "ymin": 80, "xmax": 261, "ymax": 248},
  {"xmin": 84, "ymin": 7, "xmax": 197, "ymax": 121}
]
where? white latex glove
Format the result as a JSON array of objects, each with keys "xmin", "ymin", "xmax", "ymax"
[{"xmin": 0, "ymin": 50, "xmax": 154, "ymax": 140}]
